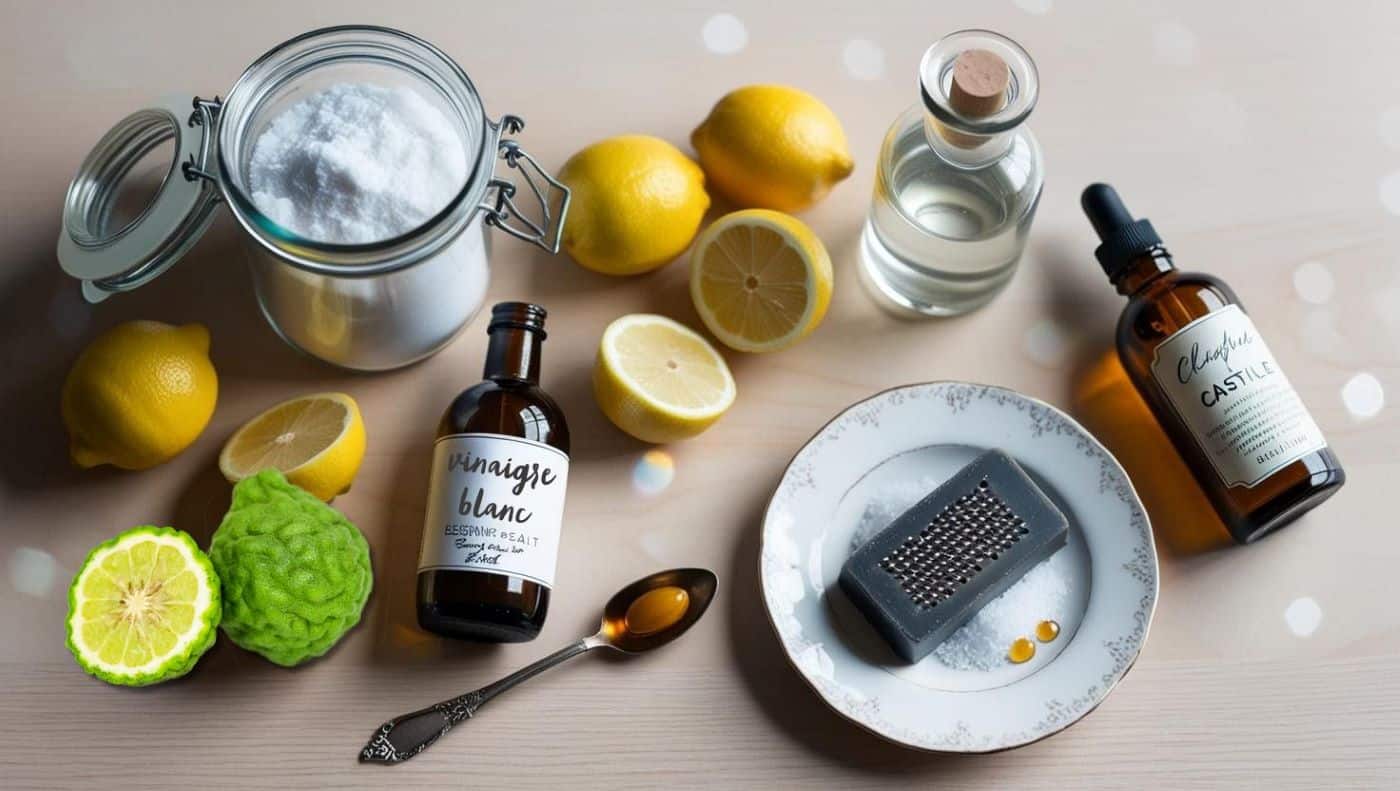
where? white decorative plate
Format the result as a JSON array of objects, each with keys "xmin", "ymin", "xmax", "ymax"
[{"xmin": 759, "ymin": 382, "xmax": 1158, "ymax": 752}]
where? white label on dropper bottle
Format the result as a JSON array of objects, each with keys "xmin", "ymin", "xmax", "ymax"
[{"xmin": 1150, "ymin": 305, "xmax": 1327, "ymax": 487}]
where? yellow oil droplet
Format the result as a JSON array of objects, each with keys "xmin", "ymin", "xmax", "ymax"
[
  {"xmin": 1035, "ymin": 619, "xmax": 1060, "ymax": 642},
  {"xmin": 624, "ymin": 586, "xmax": 690, "ymax": 636},
  {"xmin": 1008, "ymin": 636, "xmax": 1036, "ymax": 664}
]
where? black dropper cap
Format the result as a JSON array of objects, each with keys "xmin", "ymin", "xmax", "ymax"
[{"xmin": 1081, "ymin": 183, "xmax": 1164, "ymax": 281}]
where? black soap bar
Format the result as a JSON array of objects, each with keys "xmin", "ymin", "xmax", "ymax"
[{"xmin": 838, "ymin": 449, "xmax": 1068, "ymax": 664}]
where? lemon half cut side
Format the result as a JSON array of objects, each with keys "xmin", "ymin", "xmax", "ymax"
[
  {"xmin": 218, "ymin": 392, "xmax": 366, "ymax": 502},
  {"xmin": 690, "ymin": 209, "xmax": 833, "ymax": 353},
  {"xmin": 593, "ymin": 314, "xmax": 737, "ymax": 443}
]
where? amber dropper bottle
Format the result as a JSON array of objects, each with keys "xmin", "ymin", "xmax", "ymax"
[
  {"xmin": 416, "ymin": 303, "xmax": 571, "ymax": 641},
  {"xmin": 1082, "ymin": 184, "xmax": 1344, "ymax": 543}
]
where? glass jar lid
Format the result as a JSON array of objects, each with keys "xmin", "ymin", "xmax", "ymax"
[{"xmin": 56, "ymin": 95, "xmax": 222, "ymax": 303}]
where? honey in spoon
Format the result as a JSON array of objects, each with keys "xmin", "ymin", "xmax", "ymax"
[
  {"xmin": 622, "ymin": 586, "xmax": 690, "ymax": 636},
  {"xmin": 600, "ymin": 568, "xmax": 715, "ymax": 652}
]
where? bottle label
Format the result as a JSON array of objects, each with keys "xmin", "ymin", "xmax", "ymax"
[
  {"xmin": 1150, "ymin": 305, "xmax": 1327, "ymax": 487},
  {"xmin": 417, "ymin": 433, "xmax": 569, "ymax": 588}
]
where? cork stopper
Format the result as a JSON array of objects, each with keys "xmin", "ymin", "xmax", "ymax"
[
  {"xmin": 948, "ymin": 49, "xmax": 1009, "ymax": 118},
  {"xmin": 933, "ymin": 49, "xmax": 1011, "ymax": 149},
  {"xmin": 918, "ymin": 31, "xmax": 1037, "ymax": 162}
]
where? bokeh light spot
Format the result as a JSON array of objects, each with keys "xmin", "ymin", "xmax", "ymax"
[
  {"xmin": 10, "ymin": 547, "xmax": 59, "ymax": 598},
  {"xmin": 632, "ymin": 450, "xmax": 676, "ymax": 496},
  {"xmin": 1284, "ymin": 596, "xmax": 1322, "ymax": 637},
  {"xmin": 1341, "ymin": 372, "xmax": 1384, "ymax": 419},
  {"xmin": 701, "ymin": 13, "xmax": 747, "ymax": 55}
]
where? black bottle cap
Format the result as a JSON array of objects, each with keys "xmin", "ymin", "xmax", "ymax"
[
  {"xmin": 1081, "ymin": 183, "xmax": 1164, "ymax": 281},
  {"xmin": 487, "ymin": 301, "xmax": 547, "ymax": 339}
]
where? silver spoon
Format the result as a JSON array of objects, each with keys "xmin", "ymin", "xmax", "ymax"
[{"xmin": 359, "ymin": 567, "xmax": 718, "ymax": 765}]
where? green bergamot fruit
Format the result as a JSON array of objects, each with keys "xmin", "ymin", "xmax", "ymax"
[
  {"xmin": 66, "ymin": 526, "xmax": 221, "ymax": 686},
  {"xmin": 210, "ymin": 469, "xmax": 372, "ymax": 666}
]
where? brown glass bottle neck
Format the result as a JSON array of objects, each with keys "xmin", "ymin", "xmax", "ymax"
[
  {"xmin": 1114, "ymin": 249, "xmax": 1177, "ymax": 297},
  {"xmin": 482, "ymin": 326, "xmax": 543, "ymax": 383}
]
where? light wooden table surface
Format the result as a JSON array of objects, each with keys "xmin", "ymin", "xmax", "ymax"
[{"xmin": 2, "ymin": 1, "xmax": 1398, "ymax": 788}]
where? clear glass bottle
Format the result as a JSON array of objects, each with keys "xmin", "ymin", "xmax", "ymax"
[{"xmin": 859, "ymin": 30, "xmax": 1043, "ymax": 317}]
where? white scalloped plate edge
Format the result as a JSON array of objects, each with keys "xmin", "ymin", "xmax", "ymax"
[{"xmin": 758, "ymin": 381, "xmax": 1159, "ymax": 753}]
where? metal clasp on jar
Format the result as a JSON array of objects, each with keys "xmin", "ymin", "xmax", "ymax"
[
  {"xmin": 480, "ymin": 115, "xmax": 571, "ymax": 254},
  {"xmin": 181, "ymin": 96, "xmax": 224, "ymax": 188}
]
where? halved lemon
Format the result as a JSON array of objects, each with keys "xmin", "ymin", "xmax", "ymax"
[
  {"xmin": 593, "ymin": 314, "xmax": 737, "ymax": 443},
  {"xmin": 218, "ymin": 392, "xmax": 366, "ymax": 501},
  {"xmin": 689, "ymin": 208, "xmax": 833, "ymax": 353},
  {"xmin": 66, "ymin": 526, "xmax": 220, "ymax": 687}
]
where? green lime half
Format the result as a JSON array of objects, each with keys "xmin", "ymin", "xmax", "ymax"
[{"xmin": 65, "ymin": 526, "xmax": 221, "ymax": 686}]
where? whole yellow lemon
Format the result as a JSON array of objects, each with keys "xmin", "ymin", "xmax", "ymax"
[
  {"xmin": 692, "ymin": 84, "xmax": 854, "ymax": 212},
  {"xmin": 62, "ymin": 321, "xmax": 218, "ymax": 470},
  {"xmin": 558, "ymin": 135, "xmax": 710, "ymax": 276}
]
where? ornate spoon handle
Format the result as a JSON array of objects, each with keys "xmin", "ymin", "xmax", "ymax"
[{"xmin": 359, "ymin": 638, "xmax": 595, "ymax": 764}]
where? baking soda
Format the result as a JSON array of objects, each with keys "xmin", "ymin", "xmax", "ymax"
[
  {"xmin": 855, "ymin": 473, "xmax": 1072, "ymax": 671},
  {"xmin": 249, "ymin": 82, "xmax": 468, "ymax": 243}
]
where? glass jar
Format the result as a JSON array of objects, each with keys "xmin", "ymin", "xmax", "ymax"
[{"xmin": 56, "ymin": 26, "xmax": 569, "ymax": 371}]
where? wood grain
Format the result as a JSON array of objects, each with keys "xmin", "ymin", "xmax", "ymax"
[
  {"xmin": 3, "ymin": 656, "xmax": 1399, "ymax": 789},
  {"xmin": 2, "ymin": 1, "xmax": 1397, "ymax": 789}
]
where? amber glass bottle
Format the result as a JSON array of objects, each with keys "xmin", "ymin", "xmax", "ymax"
[
  {"xmin": 416, "ymin": 302, "xmax": 571, "ymax": 641},
  {"xmin": 1082, "ymin": 184, "xmax": 1344, "ymax": 543}
]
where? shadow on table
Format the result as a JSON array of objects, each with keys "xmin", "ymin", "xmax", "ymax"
[
  {"xmin": 1029, "ymin": 234, "xmax": 1234, "ymax": 557},
  {"xmin": 1071, "ymin": 349, "xmax": 1234, "ymax": 556},
  {"xmin": 546, "ymin": 355, "xmax": 651, "ymax": 465},
  {"xmin": 171, "ymin": 447, "xmax": 235, "ymax": 546},
  {"xmin": 363, "ymin": 392, "xmax": 506, "ymax": 668},
  {"xmin": 0, "ymin": 221, "xmax": 333, "ymax": 497},
  {"xmin": 0, "ymin": 259, "xmax": 107, "ymax": 494}
]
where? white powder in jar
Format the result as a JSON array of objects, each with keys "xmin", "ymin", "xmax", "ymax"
[
  {"xmin": 248, "ymin": 82, "xmax": 469, "ymax": 243},
  {"xmin": 244, "ymin": 81, "xmax": 488, "ymax": 369}
]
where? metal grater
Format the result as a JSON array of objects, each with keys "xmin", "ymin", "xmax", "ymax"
[
  {"xmin": 839, "ymin": 450, "xmax": 1067, "ymax": 664},
  {"xmin": 879, "ymin": 478, "xmax": 1028, "ymax": 609}
]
